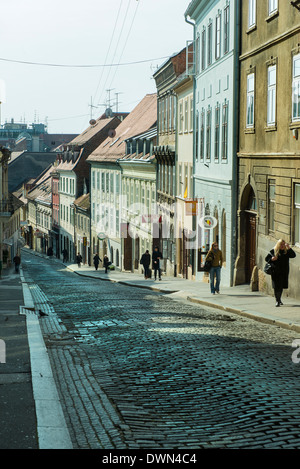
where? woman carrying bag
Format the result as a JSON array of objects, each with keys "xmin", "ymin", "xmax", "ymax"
[
  {"xmin": 265, "ymin": 239, "xmax": 296, "ymax": 307},
  {"xmin": 205, "ymin": 242, "xmax": 223, "ymax": 295}
]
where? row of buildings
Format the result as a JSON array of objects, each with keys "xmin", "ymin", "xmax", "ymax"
[{"xmin": 1, "ymin": 0, "xmax": 300, "ymax": 300}]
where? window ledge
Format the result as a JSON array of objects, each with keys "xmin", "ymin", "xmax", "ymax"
[
  {"xmin": 266, "ymin": 10, "xmax": 279, "ymax": 22},
  {"xmin": 245, "ymin": 127, "xmax": 255, "ymax": 134},
  {"xmin": 265, "ymin": 124, "xmax": 277, "ymax": 132},
  {"xmin": 290, "ymin": 121, "xmax": 300, "ymax": 130},
  {"xmin": 246, "ymin": 25, "xmax": 257, "ymax": 34}
]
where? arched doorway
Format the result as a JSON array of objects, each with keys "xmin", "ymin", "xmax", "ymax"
[
  {"xmin": 244, "ymin": 187, "xmax": 257, "ymax": 283},
  {"xmin": 234, "ymin": 183, "xmax": 258, "ymax": 286}
]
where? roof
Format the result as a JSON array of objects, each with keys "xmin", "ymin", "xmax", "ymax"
[
  {"xmin": 67, "ymin": 116, "xmax": 118, "ymax": 146},
  {"xmin": 74, "ymin": 193, "xmax": 90, "ymax": 211},
  {"xmin": 27, "ymin": 175, "xmax": 52, "ymax": 205},
  {"xmin": 87, "ymin": 94, "xmax": 157, "ymax": 164}
]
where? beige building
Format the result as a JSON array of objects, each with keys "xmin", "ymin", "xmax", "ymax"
[
  {"xmin": 173, "ymin": 74, "xmax": 194, "ymax": 280},
  {"xmin": 234, "ymin": 1, "xmax": 300, "ymax": 299}
]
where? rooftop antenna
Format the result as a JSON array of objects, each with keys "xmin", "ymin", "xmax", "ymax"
[
  {"xmin": 115, "ymin": 92, "xmax": 123, "ymax": 113},
  {"xmin": 89, "ymin": 96, "xmax": 98, "ymax": 120}
]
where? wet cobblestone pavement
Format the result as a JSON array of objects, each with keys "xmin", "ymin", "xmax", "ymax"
[{"xmin": 22, "ymin": 252, "xmax": 300, "ymax": 449}]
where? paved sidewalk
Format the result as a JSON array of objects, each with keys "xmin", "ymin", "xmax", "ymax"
[
  {"xmin": 0, "ymin": 266, "xmax": 38, "ymax": 449},
  {"xmin": 24, "ymin": 247, "xmax": 300, "ymax": 334}
]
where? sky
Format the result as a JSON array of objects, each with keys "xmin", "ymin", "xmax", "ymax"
[{"xmin": 0, "ymin": 0, "xmax": 193, "ymax": 135}]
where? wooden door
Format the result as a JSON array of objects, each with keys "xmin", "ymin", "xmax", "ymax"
[
  {"xmin": 124, "ymin": 224, "xmax": 133, "ymax": 271},
  {"xmin": 245, "ymin": 212, "xmax": 256, "ymax": 283}
]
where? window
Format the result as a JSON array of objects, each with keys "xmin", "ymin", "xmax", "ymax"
[
  {"xmin": 248, "ymin": 0, "xmax": 256, "ymax": 28},
  {"xmin": 195, "ymin": 111, "xmax": 199, "ymax": 161},
  {"xmin": 101, "ymin": 172, "xmax": 105, "ymax": 192},
  {"xmin": 200, "ymin": 109, "xmax": 205, "ymax": 160},
  {"xmin": 190, "ymin": 97, "xmax": 193, "ymax": 131},
  {"xmin": 267, "ymin": 65, "xmax": 276, "ymax": 126},
  {"xmin": 292, "ymin": 54, "xmax": 300, "ymax": 121},
  {"xmin": 207, "ymin": 22, "xmax": 212, "ymax": 66},
  {"xmin": 269, "ymin": 0, "xmax": 278, "ymax": 15},
  {"xmin": 268, "ymin": 179, "xmax": 276, "ymax": 233},
  {"xmin": 246, "ymin": 73, "xmax": 255, "ymax": 128},
  {"xmin": 295, "ymin": 184, "xmax": 300, "ymax": 245},
  {"xmin": 184, "ymin": 99, "xmax": 188, "ymax": 132},
  {"xmin": 224, "ymin": 5, "xmax": 229, "ymax": 54},
  {"xmin": 206, "ymin": 108, "xmax": 211, "ymax": 160},
  {"xmin": 179, "ymin": 101, "xmax": 183, "ymax": 132},
  {"xmin": 161, "ymin": 99, "xmax": 165, "ymax": 133},
  {"xmin": 215, "ymin": 104, "xmax": 220, "ymax": 160},
  {"xmin": 222, "ymin": 101, "xmax": 228, "ymax": 160},
  {"xmin": 97, "ymin": 172, "xmax": 100, "ymax": 190},
  {"xmin": 201, "ymin": 28, "xmax": 206, "ymax": 71},
  {"xmin": 169, "ymin": 95, "xmax": 172, "ymax": 131},
  {"xmin": 196, "ymin": 34, "xmax": 200, "ymax": 75},
  {"xmin": 215, "ymin": 14, "xmax": 221, "ymax": 60}
]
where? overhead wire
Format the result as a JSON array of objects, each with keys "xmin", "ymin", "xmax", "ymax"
[
  {"xmin": 92, "ymin": 0, "xmax": 123, "ymax": 106},
  {"xmin": 95, "ymin": 0, "xmax": 132, "ymax": 109},
  {"xmin": 107, "ymin": 0, "xmax": 140, "ymax": 94}
]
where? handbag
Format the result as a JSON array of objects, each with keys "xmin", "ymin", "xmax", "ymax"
[
  {"xmin": 203, "ymin": 259, "xmax": 212, "ymax": 272},
  {"xmin": 264, "ymin": 262, "xmax": 274, "ymax": 275},
  {"xmin": 203, "ymin": 252, "xmax": 214, "ymax": 272}
]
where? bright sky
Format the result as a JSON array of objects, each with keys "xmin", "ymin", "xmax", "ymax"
[{"xmin": 0, "ymin": 0, "xmax": 192, "ymax": 135}]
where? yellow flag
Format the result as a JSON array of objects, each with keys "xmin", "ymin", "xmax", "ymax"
[{"xmin": 183, "ymin": 186, "xmax": 188, "ymax": 198}]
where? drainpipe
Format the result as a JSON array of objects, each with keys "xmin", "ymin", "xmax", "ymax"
[
  {"xmin": 185, "ymin": 13, "xmax": 196, "ymax": 276},
  {"xmin": 231, "ymin": 0, "xmax": 241, "ymax": 286}
]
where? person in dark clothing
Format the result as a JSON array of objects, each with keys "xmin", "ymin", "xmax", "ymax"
[
  {"xmin": 265, "ymin": 239, "xmax": 296, "ymax": 307},
  {"xmin": 93, "ymin": 253, "xmax": 102, "ymax": 271},
  {"xmin": 62, "ymin": 249, "xmax": 68, "ymax": 263},
  {"xmin": 13, "ymin": 255, "xmax": 21, "ymax": 273},
  {"xmin": 140, "ymin": 250, "xmax": 151, "ymax": 279},
  {"xmin": 103, "ymin": 255, "xmax": 110, "ymax": 273},
  {"xmin": 152, "ymin": 246, "xmax": 163, "ymax": 281},
  {"xmin": 76, "ymin": 253, "xmax": 82, "ymax": 267}
]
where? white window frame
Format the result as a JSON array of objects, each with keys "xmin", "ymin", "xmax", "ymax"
[
  {"xmin": 248, "ymin": 0, "xmax": 256, "ymax": 28},
  {"xmin": 294, "ymin": 184, "xmax": 300, "ymax": 246},
  {"xmin": 268, "ymin": 0, "xmax": 278, "ymax": 15},
  {"xmin": 267, "ymin": 64, "xmax": 276, "ymax": 126},
  {"xmin": 292, "ymin": 54, "xmax": 300, "ymax": 122},
  {"xmin": 215, "ymin": 14, "xmax": 221, "ymax": 60},
  {"xmin": 246, "ymin": 73, "xmax": 255, "ymax": 128}
]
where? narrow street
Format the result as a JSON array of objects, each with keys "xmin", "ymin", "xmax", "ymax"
[{"xmin": 22, "ymin": 251, "xmax": 300, "ymax": 449}]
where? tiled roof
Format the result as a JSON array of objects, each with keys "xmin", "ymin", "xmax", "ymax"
[
  {"xmin": 87, "ymin": 94, "xmax": 157, "ymax": 164},
  {"xmin": 74, "ymin": 193, "xmax": 90, "ymax": 211},
  {"xmin": 68, "ymin": 116, "xmax": 118, "ymax": 146}
]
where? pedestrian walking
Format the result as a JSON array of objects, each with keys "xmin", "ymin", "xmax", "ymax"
[
  {"xmin": 76, "ymin": 253, "xmax": 82, "ymax": 267},
  {"xmin": 62, "ymin": 249, "xmax": 68, "ymax": 263},
  {"xmin": 13, "ymin": 254, "xmax": 21, "ymax": 273},
  {"xmin": 140, "ymin": 250, "xmax": 151, "ymax": 279},
  {"xmin": 265, "ymin": 239, "xmax": 296, "ymax": 307},
  {"xmin": 205, "ymin": 242, "xmax": 223, "ymax": 294},
  {"xmin": 103, "ymin": 254, "xmax": 110, "ymax": 273},
  {"xmin": 152, "ymin": 246, "xmax": 163, "ymax": 281},
  {"xmin": 93, "ymin": 253, "xmax": 102, "ymax": 271}
]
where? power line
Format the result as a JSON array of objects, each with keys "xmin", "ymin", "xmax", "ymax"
[
  {"xmin": 0, "ymin": 55, "xmax": 169, "ymax": 68},
  {"xmin": 107, "ymin": 0, "xmax": 140, "ymax": 92},
  {"xmin": 92, "ymin": 0, "xmax": 123, "ymax": 104}
]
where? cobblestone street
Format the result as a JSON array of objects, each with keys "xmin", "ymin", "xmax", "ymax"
[{"xmin": 22, "ymin": 252, "xmax": 300, "ymax": 449}]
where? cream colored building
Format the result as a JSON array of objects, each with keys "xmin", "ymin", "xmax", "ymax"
[
  {"xmin": 118, "ymin": 128, "xmax": 157, "ymax": 272},
  {"xmin": 174, "ymin": 74, "xmax": 195, "ymax": 280}
]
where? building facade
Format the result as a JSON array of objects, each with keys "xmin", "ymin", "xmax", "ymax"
[
  {"xmin": 87, "ymin": 94, "xmax": 157, "ymax": 271},
  {"xmin": 234, "ymin": 0, "xmax": 300, "ymax": 299},
  {"xmin": 173, "ymin": 74, "xmax": 195, "ymax": 280},
  {"xmin": 185, "ymin": 0, "xmax": 240, "ymax": 287},
  {"xmin": 153, "ymin": 48, "xmax": 189, "ymax": 277},
  {"xmin": 118, "ymin": 128, "xmax": 157, "ymax": 273}
]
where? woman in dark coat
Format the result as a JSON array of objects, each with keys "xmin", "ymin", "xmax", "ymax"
[
  {"xmin": 103, "ymin": 255, "xmax": 110, "ymax": 273},
  {"xmin": 265, "ymin": 239, "xmax": 296, "ymax": 307},
  {"xmin": 93, "ymin": 253, "xmax": 102, "ymax": 271}
]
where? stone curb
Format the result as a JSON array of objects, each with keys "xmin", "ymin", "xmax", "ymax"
[{"xmin": 19, "ymin": 267, "xmax": 73, "ymax": 449}]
